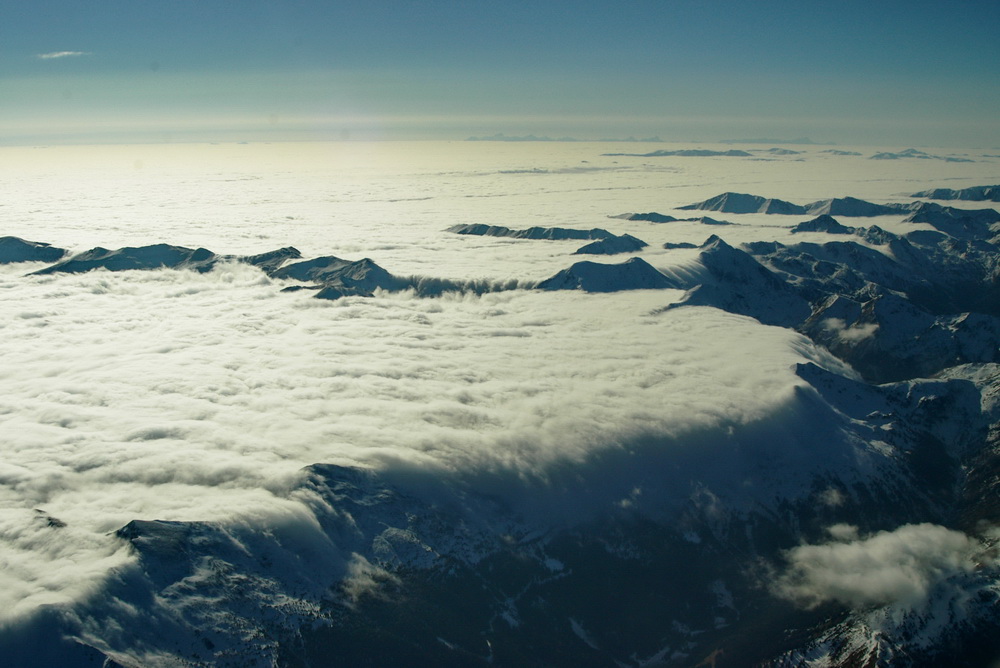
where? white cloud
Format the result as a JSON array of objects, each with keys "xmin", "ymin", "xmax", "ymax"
[
  {"xmin": 772, "ymin": 523, "xmax": 979, "ymax": 610},
  {"xmin": 36, "ymin": 51, "xmax": 91, "ymax": 60},
  {"xmin": 0, "ymin": 257, "xmax": 858, "ymax": 625},
  {"xmin": 340, "ymin": 553, "xmax": 400, "ymax": 604},
  {"xmin": 825, "ymin": 523, "xmax": 859, "ymax": 542},
  {"xmin": 821, "ymin": 317, "xmax": 879, "ymax": 343},
  {"xmin": 0, "ymin": 508, "xmax": 132, "ymax": 628},
  {"xmin": 1, "ymin": 141, "xmax": 994, "ymax": 646}
]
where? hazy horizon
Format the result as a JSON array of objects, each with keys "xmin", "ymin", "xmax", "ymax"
[{"xmin": 4, "ymin": 1, "xmax": 999, "ymax": 148}]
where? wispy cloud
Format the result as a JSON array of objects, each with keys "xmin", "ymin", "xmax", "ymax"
[{"xmin": 36, "ymin": 51, "xmax": 91, "ymax": 60}]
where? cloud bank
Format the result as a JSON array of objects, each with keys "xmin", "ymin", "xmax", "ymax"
[
  {"xmin": 0, "ymin": 255, "xmax": 852, "ymax": 626},
  {"xmin": 2, "ymin": 142, "xmax": 998, "ymax": 663},
  {"xmin": 772, "ymin": 523, "xmax": 980, "ymax": 610}
]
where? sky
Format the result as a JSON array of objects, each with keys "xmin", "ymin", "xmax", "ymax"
[{"xmin": 3, "ymin": 1, "xmax": 1000, "ymax": 146}]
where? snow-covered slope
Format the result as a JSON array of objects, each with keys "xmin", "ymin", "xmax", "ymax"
[
  {"xmin": 573, "ymin": 233, "xmax": 648, "ymax": 255},
  {"xmin": 911, "ymin": 184, "xmax": 1000, "ymax": 201},
  {"xmin": 790, "ymin": 215, "xmax": 857, "ymax": 234},
  {"xmin": 678, "ymin": 191, "xmax": 807, "ymax": 214},
  {"xmin": 804, "ymin": 197, "xmax": 909, "ymax": 217},
  {"xmin": 537, "ymin": 256, "xmax": 675, "ymax": 292}
]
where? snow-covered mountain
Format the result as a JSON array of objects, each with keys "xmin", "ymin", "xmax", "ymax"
[
  {"xmin": 573, "ymin": 233, "xmax": 648, "ymax": 255},
  {"xmin": 446, "ymin": 223, "xmax": 613, "ymax": 240},
  {"xmin": 804, "ymin": 197, "xmax": 908, "ymax": 217},
  {"xmin": 29, "ymin": 243, "xmax": 301, "ymax": 276},
  {"xmin": 677, "ymin": 193, "xmax": 918, "ymax": 217},
  {"xmin": 537, "ymin": 256, "xmax": 674, "ymax": 292},
  {"xmin": 677, "ymin": 192, "xmax": 807, "ymax": 214},
  {"xmin": 911, "ymin": 184, "xmax": 1000, "ymax": 202},
  {"xmin": 870, "ymin": 148, "xmax": 975, "ymax": 163}
]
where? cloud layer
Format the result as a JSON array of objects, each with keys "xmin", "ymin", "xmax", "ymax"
[
  {"xmin": 772, "ymin": 523, "xmax": 980, "ymax": 610},
  {"xmin": 0, "ymin": 255, "xmax": 851, "ymax": 626},
  {"xmin": 1, "ymin": 141, "xmax": 997, "ymax": 642}
]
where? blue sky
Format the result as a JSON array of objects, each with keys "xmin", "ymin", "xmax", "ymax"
[{"xmin": 3, "ymin": 0, "xmax": 998, "ymax": 145}]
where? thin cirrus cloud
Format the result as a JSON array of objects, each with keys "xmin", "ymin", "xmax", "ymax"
[{"xmin": 36, "ymin": 51, "xmax": 91, "ymax": 60}]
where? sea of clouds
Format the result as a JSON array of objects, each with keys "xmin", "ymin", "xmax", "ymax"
[
  {"xmin": 0, "ymin": 257, "xmax": 842, "ymax": 625},
  {"xmin": 1, "ymin": 140, "xmax": 997, "ymax": 635}
]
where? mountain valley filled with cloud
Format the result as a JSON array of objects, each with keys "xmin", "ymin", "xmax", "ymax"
[{"xmin": 1, "ymin": 141, "xmax": 999, "ymax": 667}]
